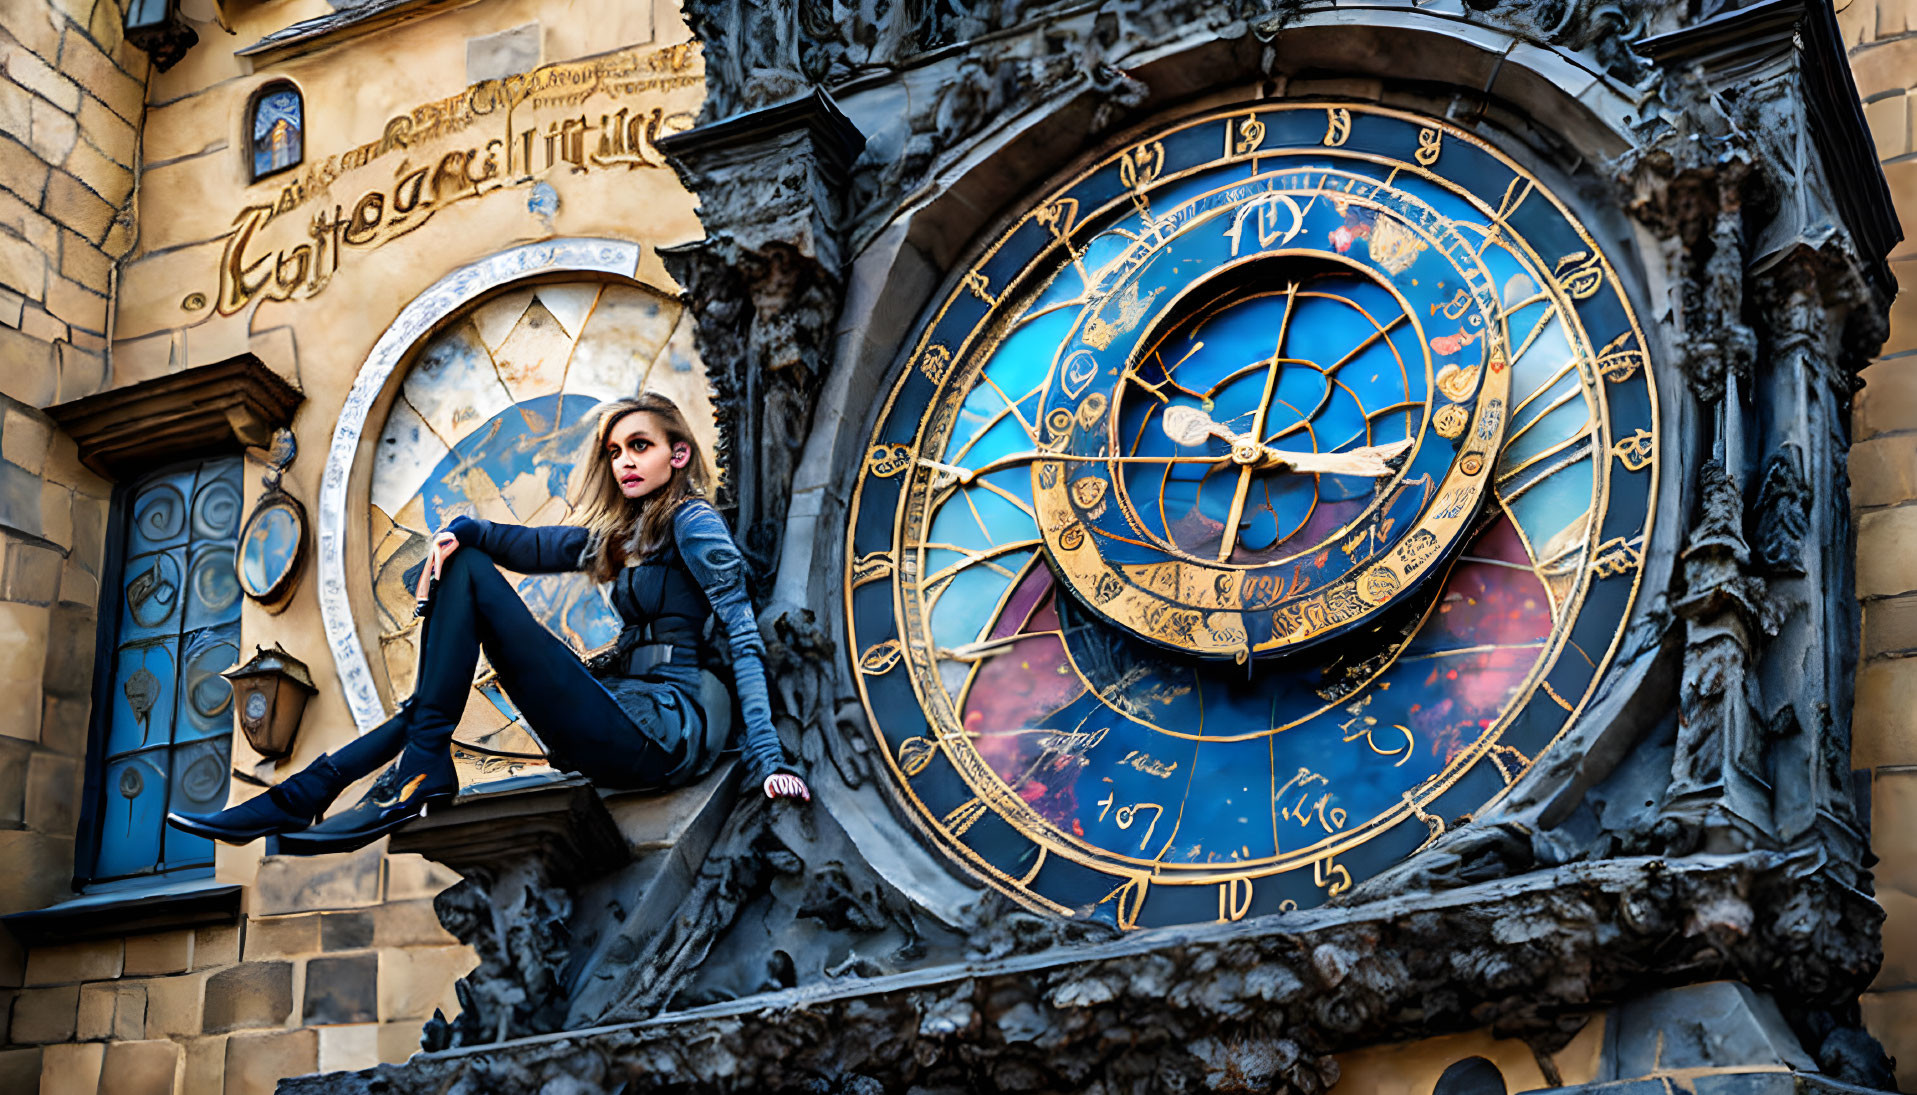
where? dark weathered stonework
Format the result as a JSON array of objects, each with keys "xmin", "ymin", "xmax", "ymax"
[{"xmin": 291, "ymin": 0, "xmax": 1901, "ymax": 1090}]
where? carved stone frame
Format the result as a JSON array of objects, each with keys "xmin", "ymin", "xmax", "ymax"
[{"xmin": 315, "ymin": 238, "xmax": 644, "ymax": 730}]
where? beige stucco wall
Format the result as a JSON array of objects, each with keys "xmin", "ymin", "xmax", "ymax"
[
  {"xmin": 0, "ymin": 0, "xmax": 708, "ymax": 1091},
  {"xmin": 1840, "ymin": 0, "xmax": 1917, "ymax": 1085}
]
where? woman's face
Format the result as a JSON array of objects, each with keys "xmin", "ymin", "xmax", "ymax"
[{"xmin": 605, "ymin": 411, "xmax": 679, "ymax": 501}]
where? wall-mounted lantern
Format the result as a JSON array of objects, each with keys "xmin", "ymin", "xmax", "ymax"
[
  {"xmin": 124, "ymin": 0, "xmax": 199, "ymax": 72},
  {"xmin": 222, "ymin": 645, "xmax": 317, "ymax": 761}
]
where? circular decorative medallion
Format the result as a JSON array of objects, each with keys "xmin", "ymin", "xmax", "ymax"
[{"xmin": 846, "ymin": 103, "xmax": 1658, "ymax": 929}]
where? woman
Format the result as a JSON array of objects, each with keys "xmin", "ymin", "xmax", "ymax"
[{"xmin": 169, "ymin": 392, "xmax": 808, "ymax": 854}]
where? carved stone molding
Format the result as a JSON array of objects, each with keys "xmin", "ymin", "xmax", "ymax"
[
  {"xmin": 284, "ymin": 853, "xmax": 1885, "ymax": 1094},
  {"xmin": 656, "ymin": 91, "xmax": 865, "ymax": 596},
  {"xmin": 46, "ymin": 354, "xmax": 302, "ymax": 479},
  {"xmin": 315, "ymin": 238, "xmax": 642, "ymax": 729}
]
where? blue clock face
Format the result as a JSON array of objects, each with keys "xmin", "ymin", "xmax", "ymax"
[{"xmin": 847, "ymin": 104, "xmax": 1658, "ymax": 929}]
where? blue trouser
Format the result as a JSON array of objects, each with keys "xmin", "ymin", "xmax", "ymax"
[{"xmin": 326, "ymin": 549, "xmax": 689, "ymax": 790}]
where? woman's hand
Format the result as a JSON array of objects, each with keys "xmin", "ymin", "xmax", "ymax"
[
  {"xmin": 414, "ymin": 531, "xmax": 461, "ymax": 602},
  {"xmin": 763, "ymin": 773, "xmax": 811, "ymax": 801}
]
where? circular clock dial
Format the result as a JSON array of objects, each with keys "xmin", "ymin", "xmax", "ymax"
[{"xmin": 848, "ymin": 103, "xmax": 1657, "ymax": 929}]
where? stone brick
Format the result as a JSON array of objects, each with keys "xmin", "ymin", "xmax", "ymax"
[
  {"xmin": 76, "ymin": 93, "xmax": 133, "ymax": 169},
  {"xmin": 5, "ymin": 539, "xmax": 61, "ymax": 603},
  {"xmin": 1856, "ymin": 657, "xmax": 1917, "ymax": 768},
  {"xmin": 124, "ymin": 930, "xmax": 194, "ymax": 976},
  {"xmin": 27, "ymin": 95, "xmax": 76, "ymax": 162},
  {"xmin": 18, "ymin": 302, "xmax": 61, "ymax": 341},
  {"xmin": 42, "ymin": 602, "xmax": 92, "ymax": 702},
  {"xmin": 58, "ymin": 28, "xmax": 142, "ymax": 124},
  {"xmin": 77, "ymin": 980, "xmax": 144, "ymax": 1041},
  {"xmin": 253, "ymin": 843, "xmax": 383, "ymax": 914},
  {"xmin": 0, "ymin": 734, "xmax": 28, "ymax": 825},
  {"xmin": 3, "ymin": 37, "xmax": 81, "ymax": 112},
  {"xmin": 303, "ymin": 953, "xmax": 378, "ymax": 1025},
  {"xmin": 45, "ymin": 273, "xmax": 105, "ymax": 333},
  {"xmin": 0, "ymin": 78, "xmax": 27, "ymax": 141},
  {"xmin": 1, "ymin": 406, "xmax": 50, "ymax": 472},
  {"xmin": 1865, "ymin": 593, "xmax": 1917, "ymax": 656},
  {"xmin": 0, "ymin": 226, "xmax": 47, "ymax": 301},
  {"xmin": 58, "ymin": 228, "xmax": 110, "ymax": 292},
  {"xmin": 0, "ymin": 184, "xmax": 56, "ymax": 251},
  {"xmin": 1854, "ymin": 35, "xmax": 1917, "ymax": 95},
  {"xmin": 141, "ymin": 970, "xmax": 205, "ymax": 1038},
  {"xmin": 42, "ymin": 170, "xmax": 114, "ymax": 244},
  {"xmin": 194, "ymin": 922, "xmax": 239, "ymax": 969},
  {"xmin": 39, "ymin": 1041, "xmax": 103, "ymax": 1095},
  {"xmin": 64, "ymin": 136, "xmax": 129, "ymax": 210},
  {"xmin": 383, "ymin": 853, "xmax": 462, "ymax": 902},
  {"xmin": 39, "ymin": 691, "xmax": 88, "ymax": 754},
  {"xmin": 1868, "ymin": 92, "xmax": 1912, "ymax": 158},
  {"xmin": 39, "ymin": 480, "xmax": 72, "ymax": 550},
  {"xmin": 0, "ymin": 132, "xmax": 49, "ymax": 206},
  {"xmin": 100, "ymin": 1038, "xmax": 181, "ymax": 1095},
  {"xmin": 23, "ymin": 749, "xmax": 78, "ymax": 833},
  {"xmin": 25, "ymin": 938, "xmax": 122, "ymax": 985},
  {"xmin": 242, "ymin": 913, "xmax": 319, "ymax": 960},
  {"xmin": 10, "ymin": 983, "xmax": 78, "ymax": 1042},
  {"xmin": 377, "ymin": 1019, "xmax": 424, "ymax": 1064},
  {"xmin": 0, "ymin": 6, "xmax": 63, "ymax": 60},
  {"xmin": 0, "ymin": 330, "xmax": 57, "ymax": 405},
  {"xmin": 0, "ymin": 1046, "xmax": 42, "ymax": 1094},
  {"xmin": 183, "ymin": 1033, "xmax": 225, "ymax": 1094},
  {"xmin": 86, "ymin": 0, "xmax": 123, "ymax": 60},
  {"xmin": 318, "ymin": 1022, "xmax": 379, "ymax": 1072},
  {"xmin": 201, "ymin": 961, "xmax": 292, "ymax": 1033},
  {"xmin": 376, "ymin": 945, "xmax": 472, "ymax": 1022},
  {"xmin": 1859, "ymin": 505, "xmax": 1917, "ymax": 599},
  {"xmin": 321, "ymin": 910, "xmax": 375, "ymax": 951},
  {"xmin": 0, "ymin": 284, "xmax": 22, "ymax": 325},
  {"xmin": 372, "ymin": 899, "xmax": 455, "ymax": 948},
  {"xmin": 222, "ymin": 1028, "xmax": 315, "ymax": 1095},
  {"xmin": 56, "ymin": 338, "xmax": 105, "ymax": 402}
]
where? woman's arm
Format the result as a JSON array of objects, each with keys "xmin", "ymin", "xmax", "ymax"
[
  {"xmin": 673, "ymin": 502, "xmax": 803, "ymax": 795},
  {"xmin": 445, "ymin": 515, "xmax": 590, "ymax": 574}
]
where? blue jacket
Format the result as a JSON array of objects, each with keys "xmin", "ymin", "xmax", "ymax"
[{"xmin": 446, "ymin": 502, "xmax": 790, "ymax": 784}]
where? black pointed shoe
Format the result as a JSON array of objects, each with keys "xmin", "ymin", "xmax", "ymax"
[
  {"xmin": 168, "ymin": 755, "xmax": 348, "ymax": 844},
  {"xmin": 276, "ymin": 750, "xmax": 457, "ymax": 855}
]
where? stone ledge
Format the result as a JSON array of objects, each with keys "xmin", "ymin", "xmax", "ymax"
[
  {"xmin": 2, "ymin": 879, "xmax": 240, "ymax": 947},
  {"xmin": 388, "ymin": 774, "xmax": 629, "ymax": 887},
  {"xmin": 284, "ymin": 851, "xmax": 1881, "ymax": 1094},
  {"xmin": 44, "ymin": 354, "xmax": 302, "ymax": 480}
]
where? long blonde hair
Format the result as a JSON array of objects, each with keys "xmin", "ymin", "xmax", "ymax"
[{"xmin": 572, "ymin": 393, "xmax": 714, "ymax": 582}]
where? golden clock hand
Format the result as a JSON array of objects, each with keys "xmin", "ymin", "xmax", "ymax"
[
  {"xmin": 918, "ymin": 451, "xmax": 1220, "ymax": 487},
  {"xmin": 1161, "ymin": 406, "xmax": 1411, "ymax": 476},
  {"xmin": 1218, "ymin": 284, "xmax": 1296, "ymax": 561}
]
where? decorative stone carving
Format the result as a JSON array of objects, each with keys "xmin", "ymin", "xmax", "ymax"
[{"xmin": 657, "ymin": 92, "xmax": 866, "ymax": 596}]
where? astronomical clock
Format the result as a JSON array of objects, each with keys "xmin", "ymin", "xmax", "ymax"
[{"xmin": 846, "ymin": 103, "xmax": 1657, "ymax": 929}]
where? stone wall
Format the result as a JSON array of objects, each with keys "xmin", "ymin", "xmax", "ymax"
[
  {"xmin": 1843, "ymin": 0, "xmax": 1917, "ymax": 1085},
  {"xmin": 0, "ymin": 0, "xmax": 711, "ymax": 1091}
]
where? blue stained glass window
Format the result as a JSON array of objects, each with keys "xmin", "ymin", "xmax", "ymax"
[
  {"xmin": 250, "ymin": 85, "xmax": 302, "ymax": 181},
  {"xmin": 90, "ymin": 457, "xmax": 242, "ymax": 884}
]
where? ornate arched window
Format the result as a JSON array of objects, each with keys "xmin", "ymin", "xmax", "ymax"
[{"xmin": 247, "ymin": 82, "xmax": 303, "ymax": 182}]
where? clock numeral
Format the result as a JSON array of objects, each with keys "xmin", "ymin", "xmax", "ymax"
[
  {"xmin": 918, "ymin": 343, "xmax": 952, "ymax": 384},
  {"xmin": 1552, "ymin": 250, "xmax": 1605, "ymax": 301},
  {"xmin": 896, "ymin": 735, "xmax": 937, "ymax": 777},
  {"xmin": 1590, "ymin": 536, "xmax": 1642, "ymax": 578},
  {"xmin": 1225, "ymin": 193, "xmax": 1306, "ymax": 257},
  {"xmin": 1595, "ymin": 332, "xmax": 1645, "ymax": 382},
  {"xmin": 940, "ymin": 797, "xmax": 989, "ymax": 837},
  {"xmin": 1231, "ymin": 112, "xmax": 1266, "ymax": 156},
  {"xmin": 1217, "ymin": 876, "xmax": 1254, "ymax": 922},
  {"xmin": 1313, "ymin": 855, "xmax": 1353, "ymax": 897},
  {"xmin": 1278, "ymin": 767, "xmax": 1349, "ymax": 835},
  {"xmin": 962, "ymin": 270, "xmax": 997, "ymax": 307},
  {"xmin": 1098, "ymin": 875, "xmax": 1151, "ymax": 930},
  {"xmin": 851, "ymin": 551, "xmax": 893, "ymax": 587},
  {"xmin": 865, "ymin": 444, "xmax": 912, "ymax": 478},
  {"xmin": 1611, "ymin": 428, "xmax": 1655, "ymax": 472},
  {"xmin": 1118, "ymin": 141, "xmax": 1165, "ymax": 190},
  {"xmin": 1034, "ymin": 197, "xmax": 1078, "ymax": 244},
  {"xmin": 1322, "ymin": 107, "xmax": 1351, "ymax": 147},
  {"xmin": 858, "ymin": 639, "xmax": 904, "ymax": 674},
  {"xmin": 1415, "ymin": 127, "xmax": 1442, "ymax": 166}
]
